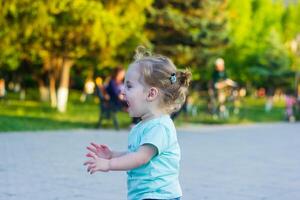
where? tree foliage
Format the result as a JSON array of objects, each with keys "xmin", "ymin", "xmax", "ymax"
[
  {"xmin": 1, "ymin": 0, "xmax": 300, "ymax": 107},
  {"xmin": 146, "ymin": 0, "xmax": 229, "ymax": 81},
  {"xmin": 224, "ymin": 0, "xmax": 299, "ymax": 88},
  {"xmin": 0, "ymin": 0, "xmax": 152, "ymax": 111}
]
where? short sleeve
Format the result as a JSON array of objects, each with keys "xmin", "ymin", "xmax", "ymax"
[{"xmin": 140, "ymin": 124, "xmax": 167, "ymax": 155}]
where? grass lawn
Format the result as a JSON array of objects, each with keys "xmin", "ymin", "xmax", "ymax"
[
  {"xmin": 0, "ymin": 90, "xmax": 131, "ymax": 132},
  {"xmin": 0, "ymin": 90, "xmax": 287, "ymax": 132},
  {"xmin": 177, "ymin": 97, "xmax": 287, "ymax": 125}
]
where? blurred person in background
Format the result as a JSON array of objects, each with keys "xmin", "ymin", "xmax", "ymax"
[
  {"xmin": 105, "ymin": 66, "xmax": 127, "ymax": 110},
  {"xmin": 285, "ymin": 89, "xmax": 297, "ymax": 122},
  {"xmin": 105, "ymin": 67, "xmax": 141, "ymax": 127},
  {"xmin": 0, "ymin": 78, "xmax": 6, "ymax": 100},
  {"xmin": 80, "ymin": 77, "xmax": 95, "ymax": 102},
  {"xmin": 211, "ymin": 58, "xmax": 237, "ymax": 118}
]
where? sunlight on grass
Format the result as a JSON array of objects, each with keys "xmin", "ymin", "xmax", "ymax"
[{"xmin": 0, "ymin": 90, "xmax": 288, "ymax": 132}]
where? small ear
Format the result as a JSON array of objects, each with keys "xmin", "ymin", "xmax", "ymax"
[{"xmin": 147, "ymin": 87, "xmax": 159, "ymax": 101}]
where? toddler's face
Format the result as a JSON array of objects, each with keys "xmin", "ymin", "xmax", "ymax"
[{"xmin": 123, "ymin": 64, "xmax": 148, "ymax": 118}]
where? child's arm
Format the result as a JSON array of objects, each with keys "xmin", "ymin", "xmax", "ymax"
[
  {"xmin": 111, "ymin": 150, "xmax": 128, "ymax": 158},
  {"xmin": 109, "ymin": 144, "xmax": 157, "ymax": 170},
  {"xmin": 84, "ymin": 144, "xmax": 157, "ymax": 173}
]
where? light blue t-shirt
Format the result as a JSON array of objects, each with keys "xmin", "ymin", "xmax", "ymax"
[{"xmin": 127, "ymin": 115, "xmax": 182, "ymax": 200}]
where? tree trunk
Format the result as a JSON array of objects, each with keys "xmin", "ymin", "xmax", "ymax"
[
  {"xmin": 43, "ymin": 55, "xmax": 58, "ymax": 107},
  {"xmin": 57, "ymin": 58, "xmax": 73, "ymax": 112},
  {"xmin": 49, "ymin": 73, "xmax": 57, "ymax": 108},
  {"xmin": 38, "ymin": 78, "xmax": 49, "ymax": 102}
]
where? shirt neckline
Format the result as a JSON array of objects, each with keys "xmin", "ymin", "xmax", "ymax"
[{"xmin": 133, "ymin": 114, "xmax": 170, "ymax": 130}]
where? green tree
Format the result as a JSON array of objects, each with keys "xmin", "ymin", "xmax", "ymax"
[
  {"xmin": 0, "ymin": 0, "xmax": 38, "ymax": 71},
  {"xmin": 225, "ymin": 0, "xmax": 292, "ymax": 88},
  {"xmin": 282, "ymin": 1, "xmax": 300, "ymax": 72},
  {"xmin": 0, "ymin": 0, "xmax": 45, "ymax": 98},
  {"xmin": 146, "ymin": 0, "xmax": 229, "ymax": 81},
  {"xmin": 0, "ymin": 0, "xmax": 152, "ymax": 112}
]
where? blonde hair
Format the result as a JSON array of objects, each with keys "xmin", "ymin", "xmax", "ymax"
[{"xmin": 131, "ymin": 46, "xmax": 192, "ymax": 114}]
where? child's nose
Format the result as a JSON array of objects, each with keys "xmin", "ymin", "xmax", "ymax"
[
  {"xmin": 121, "ymin": 88, "xmax": 125, "ymax": 97},
  {"xmin": 121, "ymin": 87, "xmax": 124, "ymax": 94}
]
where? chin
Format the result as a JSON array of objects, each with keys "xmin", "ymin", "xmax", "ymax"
[
  {"xmin": 128, "ymin": 111, "xmax": 140, "ymax": 118},
  {"xmin": 129, "ymin": 114, "xmax": 140, "ymax": 118},
  {"xmin": 128, "ymin": 111, "xmax": 136, "ymax": 117}
]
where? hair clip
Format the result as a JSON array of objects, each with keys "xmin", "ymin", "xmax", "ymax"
[{"xmin": 170, "ymin": 73, "xmax": 176, "ymax": 84}]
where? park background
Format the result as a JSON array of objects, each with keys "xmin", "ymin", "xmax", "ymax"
[
  {"xmin": 1, "ymin": 2, "xmax": 300, "ymax": 199},
  {"xmin": 1, "ymin": 0, "xmax": 300, "ymax": 132}
]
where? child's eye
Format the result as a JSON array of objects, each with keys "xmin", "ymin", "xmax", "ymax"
[{"xmin": 127, "ymin": 84, "xmax": 132, "ymax": 89}]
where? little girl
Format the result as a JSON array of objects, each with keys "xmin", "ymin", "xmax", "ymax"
[{"xmin": 84, "ymin": 47, "xmax": 191, "ymax": 200}]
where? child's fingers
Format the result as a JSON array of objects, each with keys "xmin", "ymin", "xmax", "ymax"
[
  {"xmin": 83, "ymin": 160, "xmax": 94, "ymax": 166},
  {"xmin": 87, "ymin": 164, "xmax": 96, "ymax": 172},
  {"xmin": 86, "ymin": 146, "xmax": 97, "ymax": 154},
  {"xmin": 90, "ymin": 143, "xmax": 109, "ymax": 151},
  {"xmin": 91, "ymin": 142, "xmax": 101, "ymax": 149},
  {"xmin": 89, "ymin": 165, "xmax": 98, "ymax": 174},
  {"xmin": 100, "ymin": 144, "xmax": 108, "ymax": 149},
  {"xmin": 86, "ymin": 152, "xmax": 96, "ymax": 159},
  {"xmin": 90, "ymin": 168, "xmax": 97, "ymax": 174}
]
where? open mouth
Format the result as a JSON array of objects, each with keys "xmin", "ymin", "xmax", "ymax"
[{"xmin": 125, "ymin": 99, "xmax": 130, "ymax": 107}]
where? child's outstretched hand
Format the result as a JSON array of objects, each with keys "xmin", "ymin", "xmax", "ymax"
[
  {"xmin": 84, "ymin": 152, "xmax": 110, "ymax": 174},
  {"xmin": 86, "ymin": 142, "xmax": 112, "ymax": 159}
]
